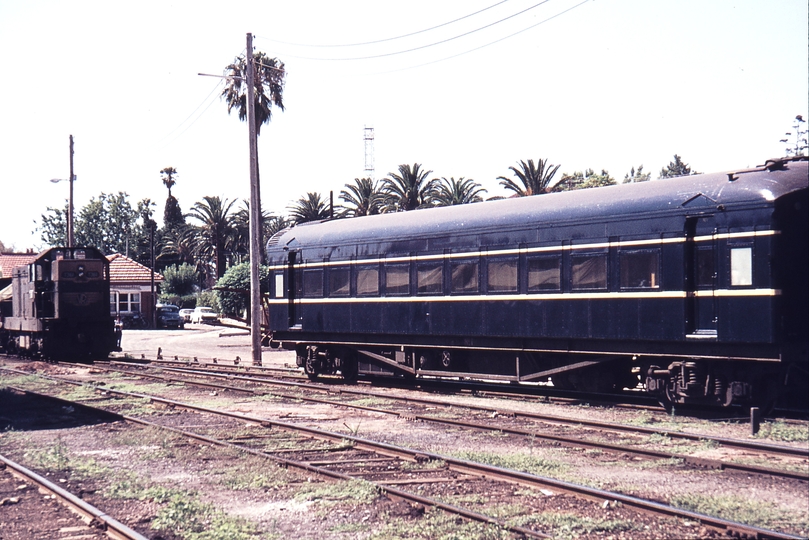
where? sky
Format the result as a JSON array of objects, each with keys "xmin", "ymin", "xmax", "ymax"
[{"xmin": 0, "ymin": 0, "xmax": 806, "ymax": 252}]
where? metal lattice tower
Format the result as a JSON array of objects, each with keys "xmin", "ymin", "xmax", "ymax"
[{"xmin": 364, "ymin": 126, "xmax": 375, "ymax": 179}]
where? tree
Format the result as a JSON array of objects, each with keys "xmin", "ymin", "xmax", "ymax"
[
  {"xmin": 289, "ymin": 192, "xmax": 331, "ymax": 224},
  {"xmin": 498, "ymin": 159, "xmax": 561, "ymax": 197},
  {"xmin": 433, "ymin": 177, "xmax": 486, "ymax": 206},
  {"xmin": 623, "ymin": 165, "xmax": 651, "ymax": 183},
  {"xmin": 556, "ymin": 169, "xmax": 616, "ymax": 191},
  {"xmin": 215, "ymin": 262, "xmax": 270, "ymax": 319},
  {"xmin": 221, "ymin": 51, "xmax": 286, "ymax": 135},
  {"xmin": 659, "ymin": 155, "xmax": 699, "ymax": 178},
  {"xmin": 339, "ymin": 178, "xmax": 383, "ymax": 217},
  {"xmin": 187, "ymin": 196, "xmax": 238, "ymax": 282},
  {"xmin": 38, "ymin": 192, "xmax": 150, "ymax": 255},
  {"xmin": 381, "ymin": 163, "xmax": 438, "ymax": 212},
  {"xmin": 780, "ymin": 115, "xmax": 808, "ymax": 157},
  {"xmin": 160, "ymin": 167, "xmax": 178, "ymax": 197}
]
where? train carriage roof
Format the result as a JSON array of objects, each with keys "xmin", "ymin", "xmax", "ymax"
[{"xmin": 268, "ymin": 157, "xmax": 808, "ymax": 256}]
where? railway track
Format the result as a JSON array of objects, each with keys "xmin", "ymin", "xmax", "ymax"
[
  {"xmin": 3, "ymin": 372, "xmax": 805, "ymax": 540},
  {"xmin": 0, "ymin": 452, "xmax": 148, "ymax": 540},
  {"xmin": 83, "ymin": 360, "xmax": 809, "ymax": 483}
]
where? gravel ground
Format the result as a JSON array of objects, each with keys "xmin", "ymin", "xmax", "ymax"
[{"xmin": 0, "ymin": 327, "xmax": 806, "ymax": 539}]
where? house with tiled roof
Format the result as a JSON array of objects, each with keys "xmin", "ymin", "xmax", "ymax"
[
  {"xmin": 0, "ymin": 252, "xmax": 37, "ymax": 282},
  {"xmin": 107, "ymin": 253, "xmax": 163, "ymax": 322}
]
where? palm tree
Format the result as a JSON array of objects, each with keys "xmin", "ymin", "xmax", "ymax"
[
  {"xmin": 221, "ymin": 52, "xmax": 285, "ymax": 135},
  {"xmin": 187, "ymin": 196, "xmax": 238, "ymax": 281},
  {"xmin": 433, "ymin": 177, "xmax": 487, "ymax": 206},
  {"xmin": 339, "ymin": 177, "xmax": 383, "ymax": 217},
  {"xmin": 381, "ymin": 163, "xmax": 438, "ymax": 212},
  {"xmin": 498, "ymin": 159, "xmax": 561, "ymax": 197},
  {"xmin": 289, "ymin": 192, "xmax": 330, "ymax": 224},
  {"xmin": 160, "ymin": 167, "xmax": 178, "ymax": 197},
  {"xmin": 231, "ymin": 201, "xmax": 284, "ymax": 263}
]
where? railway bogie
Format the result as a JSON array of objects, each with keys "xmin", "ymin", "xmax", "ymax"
[{"xmin": 266, "ymin": 156, "xmax": 808, "ymax": 412}]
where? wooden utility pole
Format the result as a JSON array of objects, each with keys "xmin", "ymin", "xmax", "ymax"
[
  {"xmin": 246, "ymin": 32, "xmax": 263, "ymax": 366},
  {"xmin": 68, "ymin": 135, "xmax": 75, "ymax": 248}
]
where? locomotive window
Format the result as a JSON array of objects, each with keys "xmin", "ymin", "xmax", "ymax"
[
  {"xmin": 417, "ymin": 263, "xmax": 443, "ymax": 295},
  {"xmin": 87, "ymin": 271, "xmax": 100, "ymax": 278},
  {"xmin": 730, "ymin": 247, "xmax": 753, "ymax": 286},
  {"xmin": 62, "ymin": 271, "xmax": 77, "ymax": 278},
  {"xmin": 329, "ymin": 267, "xmax": 351, "ymax": 297},
  {"xmin": 696, "ymin": 247, "xmax": 714, "ymax": 288},
  {"xmin": 385, "ymin": 264, "xmax": 410, "ymax": 295},
  {"xmin": 303, "ymin": 269, "xmax": 324, "ymax": 297},
  {"xmin": 571, "ymin": 253, "xmax": 607, "ymax": 290},
  {"xmin": 451, "ymin": 261, "xmax": 478, "ymax": 293},
  {"xmin": 619, "ymin": 250, "xmax": 659, "ymax": 289},
  {"xmin": 488, "ymin": 258, "xmax": 518, "ymax": 293},
  {"xmin": 357, "ymin": 267, "xmax": 379, "ymax": 296},
  {"xmin": 274, "ymin": 272, "xmax": 284, "ymax": 298},
  {"xmin": 527, "ymin": 256, "xmax": 561, "ymax": 292}
]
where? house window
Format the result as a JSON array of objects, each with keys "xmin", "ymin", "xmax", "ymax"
[
  {"xmin": 488, "ymin": 258, "xmax": 518, "ymax": 293},
  {"xmin": 417, "ymin": 263, "xmax": 443, "ymax": 295},
  {"xmin": 114, "ymin": 292, "xmax": 141, "ymax": 313},
  {"xmin": 527, "ymin": 256, "xmax": 561, "ymax": 292},
  {"xmin": 451, "ymin": 261, "xmax": 478, "ymax": 293},
  {"xmin": 571, "ymin": 253, "xmax": 607, "ymax": 290}
]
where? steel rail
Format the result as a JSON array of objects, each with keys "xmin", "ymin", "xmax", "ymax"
[
  {"xmin": 148, "ymin": 363, "xmax": 809, "ymax": 459},
  {"xmin": 0, "ymin": 453, "xmax": 148, "ymax": 540},
  {"xmin": 4, "ymin": 370, "xmax": 804, "ymax": 540},
  {"xmin": 93, "ymin": 363, "xmax": 809, "ymax": 482}
]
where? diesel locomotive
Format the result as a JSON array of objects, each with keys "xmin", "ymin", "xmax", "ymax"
[
  {"xmin": 0, "ymin": 246, "xmax": 117, "ymax": 360},
  {"xmin": 264, "ymin": 156, "xmax": 808, "ymax": 410}
]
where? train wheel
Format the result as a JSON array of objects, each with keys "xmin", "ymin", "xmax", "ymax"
[
  {"xmin": 304, "ymin": 356, "xmax": 319, "ymax": 380},
  {"xmin": 340, "ymin": 352, "xmax": 358, "ymax": 382}
]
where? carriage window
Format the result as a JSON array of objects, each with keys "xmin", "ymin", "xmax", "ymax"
[
  {"xmin": 329, "ymin": 267, "xmax": 350, "ymax": 296},
  {"xmin": 303, "ymin": 269, "xmax": 324, "ymax": 297},
  {"xmin": 571, "ymin": 253, "xmax": 607, "ymax": 290},
  {"xmin": 620, "ymin": 250, "xmax": 659, "ymax": 289},
  {"xmin": 274, "ymin": 273, "xmax": 284, "ymax": 298},
  {"xmin": 696, "ymin": 247, "xmax": 714, "ymax": 288},
  {"xmin": 385, "ymin": 264, "xmax": 410, "ymax": 295},
  {"xmin": 488, "ymin": 258, "xmax": 518, "ymax": 293},
  {"xmin": 418, "ymin": 263, "xmax": 443, "ymax": 295},
  {"xmin": 730, "ymin": 247, "xmax": 753, "ymax": 286},
  {"xmin": 357, "ymin": 266, "xmax": 379, "ymax": 296},
  {"xmin": 451, "ymin": 261, "xmax": 478, "ymax": 293},
  {"xmin": 528, "ymin": 256, "xmax": 561, "ymax": 291}
]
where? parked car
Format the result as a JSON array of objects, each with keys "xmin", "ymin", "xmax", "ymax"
[
  {"xmin": 190, "ymin": 306, "xmax": 219, "ymax": 324},
  {"xmin": 156, "ymin": 304, "xmax": 184, "ymax": 329},
  {"xmin": 179, "ymin": 308, "xmax": 194, "ymax": 323}
]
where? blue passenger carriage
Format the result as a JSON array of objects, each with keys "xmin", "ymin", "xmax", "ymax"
[{"xmin": 265, "ymin": 157, "xmax": 808, "ymax": 410}]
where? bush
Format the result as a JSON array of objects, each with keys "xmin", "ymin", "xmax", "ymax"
[
  {"xmin": 158, "ymin": 293, "xmax": 197, "ymax": 309},
  {"xmin": 197, "ymin": 290, "xmax": 220, "ymax": 313},
  {"xmin": 161, "ymin": 263, "xmax": 198, "ymax": 296},
  {"xmin": 214, "ymin": 262, "xmax": 269, "ymax": 318}
]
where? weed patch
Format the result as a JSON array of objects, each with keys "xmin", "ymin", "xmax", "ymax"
[{"xmin": 670, "ymin": 493, "xmax": 808, "ymax": 532}]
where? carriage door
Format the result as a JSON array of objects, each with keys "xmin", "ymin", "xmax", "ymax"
[
  {"xmin": 684, "ymin": 216, "xmax": 717, "ymax": 338},
  {"xmin": 287, "ymin": 251, "xmax": 303, "ymax": 329}
]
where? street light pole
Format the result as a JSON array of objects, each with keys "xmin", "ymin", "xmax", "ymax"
[
  {"xmin": 68, "ymin": 134, "xmax": 74, "ymax": 248},
  {"xmin": 246, "ymin": 32, "xmax": 263, "ymax": 366}
]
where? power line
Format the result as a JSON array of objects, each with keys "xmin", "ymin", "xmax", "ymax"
[
  {"xmin": 256, "ymin": 0, "xmax": 554, "ymax": 62},
  {"xmin": 374, "ymin": 0, "xmax": 591, "ymax": 74},
  {"xmin": 153, "ymin": 79, "xmax": 224, "ymax": 148},
  {"xmin": 257, "ymin": 0, "xmax": 512, "ymax": 48}
]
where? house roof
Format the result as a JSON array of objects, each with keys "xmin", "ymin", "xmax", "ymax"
[
  {"xmin": 107, "ymin": 253, "xmax": 163, "ymax": 284},
  {"xmin": 0, "ymin": 253, "xmax": 37, "ymax": 279}
]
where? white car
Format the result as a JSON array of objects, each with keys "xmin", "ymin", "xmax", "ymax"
[
  {"xmin": 179, "ymin": 308, "xmax": 194, "ymax": 323},
  {"xmin": 190, "ymin": 307, "xmax": 219, "ymax": 324}
]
